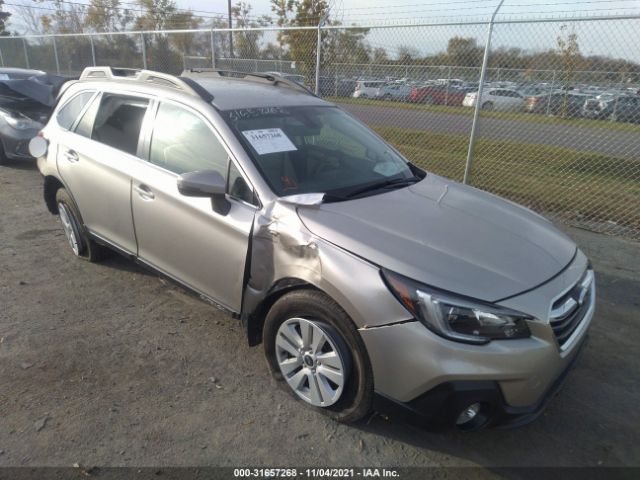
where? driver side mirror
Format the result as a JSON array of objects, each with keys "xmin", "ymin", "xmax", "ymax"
[{"xmin": 177, "ymin": 170, "xmax": 230, "ymax": 215}]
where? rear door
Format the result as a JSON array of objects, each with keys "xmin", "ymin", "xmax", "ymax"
[
  {"xmin": 56, "ymin": 91, "xmax": 150, "ymax": 254},
  {"xmin": 130, "ymin": 99, "xmax": 256, "ymax": 311}
]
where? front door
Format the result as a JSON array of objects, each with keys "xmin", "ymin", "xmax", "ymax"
[{"xmin": 130, "ymin": 100, "xmax": 255, "ymax": 311}]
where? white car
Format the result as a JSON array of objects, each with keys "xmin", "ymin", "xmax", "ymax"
[
  {"xmin": 375, "ymin": 83, "xmax": 413, "ymax": 101},
  {"xmin": 352, "ymin": 80, "xmax": 386, "ymax": 99},
  {"xmin": 463, "ymin": 88, "xmax": 524, "ymax": 112}
]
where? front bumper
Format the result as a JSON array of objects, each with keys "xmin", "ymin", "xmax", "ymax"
[
  {"xmin": 359, "ymin": 251, "xmax": 594, "ymax": 430},
  {"xmin": 373, "ymin": 334, "xmax": 588, "ymax": 430}
]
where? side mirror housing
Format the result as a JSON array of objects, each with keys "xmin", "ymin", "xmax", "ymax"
[{"xmin": 177, "ymin": 170, "xmax": 230, "ymax": 215}]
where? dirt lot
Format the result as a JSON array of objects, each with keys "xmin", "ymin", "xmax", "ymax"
[{"xmin": 1, "ymin": 161, "xmax": 639, "ymax": 475}]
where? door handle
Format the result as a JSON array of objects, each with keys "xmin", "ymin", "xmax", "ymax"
[
  {"xmin": 63, "ymin": 149, "xmax": 79, "ymax": 163},
  {"xmin": 134, "ymin": 184, "xmax": 155, "ymax": 200}
]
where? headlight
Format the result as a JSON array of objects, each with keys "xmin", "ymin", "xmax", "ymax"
[
  {"xmin": 382, "ymin": 270, "xmax": 532, "ymax": 344},
  {"xmin": 5, "ymin": 115, "xmax": 38, "ymax": 131}
]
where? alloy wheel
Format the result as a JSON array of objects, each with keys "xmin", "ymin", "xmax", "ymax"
[
  {"xmin": 58, "ymin": 203, "xmax": 81, "ymax": 256},
  {"xmin": 275, "ymin": 317, "xmax": 348, "ymax": 407}
]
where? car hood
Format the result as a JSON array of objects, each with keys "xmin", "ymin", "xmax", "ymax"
[
  {"xmin": 0, "ymin": 74, "xmax": 73, "ymax": 107},
  {"xmin": 297, "ymin": 174, "xmax": 576, "ymax": 302}
]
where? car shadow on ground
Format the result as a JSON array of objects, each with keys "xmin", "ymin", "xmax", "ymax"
[
  {"xmin": 99, "ymin": 252, "xmax": 154, "ymax": 276},
  {"xmin": 353, "ymin": 416, "xmax": 573, "ymax": 477}
]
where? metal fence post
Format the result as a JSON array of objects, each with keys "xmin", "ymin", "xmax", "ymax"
[
  {"xmin": 22, "ymin": 38, "xmax": 30, "ymax": 69},
  {"xmin": 89, "ymin": 35, "xmax": 96, "ymax": 66},
  {"xmin": 0, "ymin": 43, "xmax": 4, "ymax": 67},
  {"xmin": 444, "ymin": 65, "xmax": 452, "ymax": 106},
  {"xmin": 140, "ymin": 32, "xmax": 147, "ymax": 69},
  {"xmin": 463, "ymin": 0, "xmax": 504, "ymax": 185},
  {"xmin": 315, "ymin": 15, "xmax": 328, "ymax": 95},
  {"xmin": 610, "ymin": 72, "xmax": 624, "ymax": 122},
  {"xmin": 210, "ymin": 30, "xmax": 216, "ymax": 68},
  {"xmin": 545, "ymin": 69, "xmax": 556, "ymax": 115},
  {"xmin": 52, "ymin": 36, "xmax": 61, "ymax": 74}
]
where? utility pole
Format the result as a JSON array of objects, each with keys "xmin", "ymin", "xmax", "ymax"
[{"xmin": 228, "ymin": 0, "xmax": 234, "ymax": 58}]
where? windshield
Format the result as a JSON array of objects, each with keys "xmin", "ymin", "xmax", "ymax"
[{"xmin": 221, "ymin": 105, "xmax": 420, "ymax": 198}]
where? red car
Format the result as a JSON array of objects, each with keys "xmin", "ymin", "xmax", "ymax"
[{"xmin": 408, "ymin": 85, "xmax": 468, "ymax": 106}]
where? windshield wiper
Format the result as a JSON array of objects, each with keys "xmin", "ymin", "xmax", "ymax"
[{"xmin": 343, "ymin": 176, "xmax": 421, "ymax": 199}]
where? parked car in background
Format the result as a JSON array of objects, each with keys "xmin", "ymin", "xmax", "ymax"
[
  {"xmin": 0, "ymin": 68, "xmax": 71, "ymax": 164},
  {"xmin": 463, "ymin": 88, "xmax": 524, "ymax": 111},
  {"xmin": 524, "ymin": 92, "xmax": 590, "ymax": 118},
  {"xmin": 317, "ymin": 77, "xmax": 358, "ymax": 98},
  {"xmin": 408, "ymin": 84, "xmax": 467, "ymax": 106},
  {"xmin": 376, "ymin": 83, "xmax": 413, "ymax": 102},
  {"xmin": 263, "ymin": 71, "xmax": 306, "ymax": 87},
  {"xmin": 352, "ymin": 80, "xmax": 385, "ymax": 98},
  {"xmin": 0, "ymin": 67, "xmax": 46, "ymax": 80},
  {"xmin": 335, "ymin": 79, "xmax": 357, "ymax": 97},
  {"xmin": 583, "ymin": 94, "xmax": 640, "ymax": 123}
]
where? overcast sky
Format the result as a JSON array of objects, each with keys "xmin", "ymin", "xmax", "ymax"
[{"xmin": 179, "ymin": 0, "xmax": 640, "ymax": 23}]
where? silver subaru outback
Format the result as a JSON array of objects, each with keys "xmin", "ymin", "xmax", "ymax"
[{"xmin": 34, "ymin": 67, "xmax": 595, "ymax": 430}]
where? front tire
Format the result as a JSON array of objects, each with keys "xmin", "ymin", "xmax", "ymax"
[
  {"xmin": 263, "ymin": 290, "xmax": 374, "ymax": 423},
  {"xmin": 482, "ymin": 101, "xmax": 494, "ymax": 111},
  {"xmin": 55, "ymin": 188, "xmax": 110, "ymax": 262}
]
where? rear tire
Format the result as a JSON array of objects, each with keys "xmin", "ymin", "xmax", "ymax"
[
  {"xmin": 482, "ymin": 101, "xmax": 494, "ymax": 111},
  {"xmin": 55, "ymin": 188, "xmax": 110, "ymax": 262},
  {"xmin": 263, "ymin": 289, "xmax": 374, "ymax": 423}
]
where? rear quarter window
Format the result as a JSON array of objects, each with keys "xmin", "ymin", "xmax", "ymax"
[{"xmin": 56, "ymin": 91, "xmax": 95, "ymax": 130}]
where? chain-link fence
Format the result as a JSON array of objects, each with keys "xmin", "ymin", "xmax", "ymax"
[{"xmin": 1, "ymin": 12, "xmax": 639, "ymax": 240}]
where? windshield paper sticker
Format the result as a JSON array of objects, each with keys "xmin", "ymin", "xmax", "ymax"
[{"xmin": 242, "ymin": 128, "xmax": 297, "ymax": 155}]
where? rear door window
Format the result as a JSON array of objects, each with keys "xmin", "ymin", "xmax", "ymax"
[
  {"xmin": 91, "ymin": 94, "xmax": 149, "ymax": 156},
  {"xmin": 56, "ymin": 91, "xmax": 95, "ymax": 130},
  {"xmin": 148, "ymin": 102, "xmax": 228, "ymax": 176},
  {"xmin": 74, "ymin": 93, "xmax": 101, "ymax": 138}
]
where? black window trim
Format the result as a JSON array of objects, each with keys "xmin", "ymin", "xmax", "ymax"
[{"xmin": 55, "ymin": 89, "xmax": 98, "ymax": 132}]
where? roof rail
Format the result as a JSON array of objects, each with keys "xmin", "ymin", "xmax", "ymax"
[
  {"xmin": 79, "ymin": 66, "xmax": 203, "ymax": 99},
  {"xmin": 180, "ymin": 68, "xmax": 316, "ymax": 97}
]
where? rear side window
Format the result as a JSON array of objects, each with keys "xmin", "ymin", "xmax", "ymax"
[
  {"xmin": 74, "ymin": 93, "xmax": 101, "ymax": 138},
  {"xmin": 149, "ymin": 102, "xmax": 228, "ymax": 176},
  {"xmin": 56, "ymin": 91, "xmax": 95, "ymax": 130},
  {"xmin": 91, "ymin": 94, "xmax": 149, "ymax": 156}
]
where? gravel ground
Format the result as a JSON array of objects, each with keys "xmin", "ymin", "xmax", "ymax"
[{"xmin": 1, "ymin": 160, "xmax": 639, "ymax": 475}]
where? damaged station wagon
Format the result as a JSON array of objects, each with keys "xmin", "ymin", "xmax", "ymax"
[{"xmin": 34, "ymin": 67, "xmax": 595, "ymax": 430}]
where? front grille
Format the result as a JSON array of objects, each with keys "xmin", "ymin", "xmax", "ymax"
[{"xmin": 550, "ymin": 270, "xmax": 594, "ymax": 347}]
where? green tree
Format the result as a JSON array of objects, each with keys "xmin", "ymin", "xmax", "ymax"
[
  {"xmin": 85, "ymin": 0, "xmax": 134, "ymax": 32},
  {"xmin": 446, "ymin": 36, "xmax": 482, "ymax": 67},
  {"xmin": 372, "ymin": 47, "xmax": 389, "ymax": 64},
  {"xmin": 556, "ymin": 25, "xmax": 581, "ymax": 117},
  {"xmin": 231, "ymin": 1, "xmax": 271, "ymax": 59},
  {"xmin": 0, "ymin": 0, "xmax": 11, "ymax": 35}
]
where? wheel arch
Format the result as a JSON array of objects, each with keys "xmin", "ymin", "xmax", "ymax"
[
  {"xmin": 43, "ymin": 175, "xmax": 65, "ymax": 214},
  {"xmin": 242, "ymin": 277, "xmax": 324, "ymax": 347}
]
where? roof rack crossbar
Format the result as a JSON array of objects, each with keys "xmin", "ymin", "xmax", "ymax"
[
  {"xmin": 79, "ymin": 66, "xmax": 203, "ymax": 99},
  {"xmin": 181, "ymin": 68, "xmax": 316, "ymax": 97}
]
